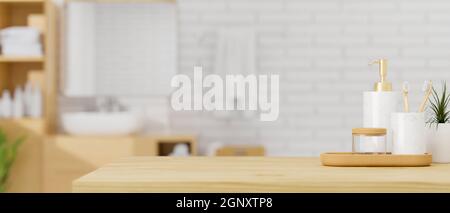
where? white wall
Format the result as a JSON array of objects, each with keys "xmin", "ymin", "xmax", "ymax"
[
  {"xmin": 63, "ymin": 2, "xmax": 176, "ymax": 96},
  {"xmin": 173, "ymin": 0, "xmax": 450, "ymax": 156}
]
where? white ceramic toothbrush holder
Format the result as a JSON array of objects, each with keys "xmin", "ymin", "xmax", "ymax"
[{"xmin": 391, "ymin": 112, "xmax": 426, "ymax": 155}]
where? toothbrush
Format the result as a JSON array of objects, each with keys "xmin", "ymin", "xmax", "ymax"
[
  {"xmin": 418, "ymin": 80, "xmax": 433, "ymax": 112},
  {"xmin": 402, "ymin": 81, "xmax": 409, "ymax": 112}
]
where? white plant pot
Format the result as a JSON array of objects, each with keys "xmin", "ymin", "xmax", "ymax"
[{"xmin": 426, "ymin": 123, "xmax": 450, "ymax": 163}]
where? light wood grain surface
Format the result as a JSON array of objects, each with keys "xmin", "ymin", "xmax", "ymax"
[
  {"xmin": 73, "ymin": 157, "xmax": 450, "ymax": 192},
  {"xmin": 0, "ymin": 56, "xmax": 44, "ymax": 62}
]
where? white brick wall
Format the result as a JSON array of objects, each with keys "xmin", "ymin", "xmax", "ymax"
[{"xmin": 172, "ymin": 0, "xmax": 450, "ymax": 156}]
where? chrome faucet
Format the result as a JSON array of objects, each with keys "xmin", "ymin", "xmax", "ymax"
[{"xmin": 96, "ymin": 96, "xmax": 126, "ymax": 112}]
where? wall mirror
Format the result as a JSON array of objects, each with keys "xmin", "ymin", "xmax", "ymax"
[{"xmin": 62, "ymin": 1, "xmax": 177, "ymax": 97}]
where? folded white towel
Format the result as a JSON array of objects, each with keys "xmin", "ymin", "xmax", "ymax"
[
  {"xmin": 0, "ymin": 27, "xmax": 41, "ymax": 44},
  {"xmin": 1, "ymin": 43, "xmax": 43, "ymax": 56}
]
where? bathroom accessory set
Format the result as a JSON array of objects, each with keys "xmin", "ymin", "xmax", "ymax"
[
  {"xmin": 322, "ymin": 59, "xmax": 433, "ymax": 167},
  {"xmin": 321, "ymin": 127, "xmax": 431, "ymax": 166}
]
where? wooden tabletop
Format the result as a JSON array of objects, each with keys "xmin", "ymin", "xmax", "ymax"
[{"xmin": 72, "ymin": 157, "xmax": 450, "ymax": 192}]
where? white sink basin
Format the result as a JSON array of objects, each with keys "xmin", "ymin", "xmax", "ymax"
[{"xmin": 61, "ymin": 111, "xmax": 143, "ymax": 136}]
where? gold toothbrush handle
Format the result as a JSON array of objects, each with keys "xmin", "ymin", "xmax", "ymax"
[{"xmin": 403, "ymin": 92, "xmax": 409, "ymax": 112}]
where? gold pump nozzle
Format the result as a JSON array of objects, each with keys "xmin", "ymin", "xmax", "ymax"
[{"xmin": 369, "ymin": 59, "xmax": 392, "ymax": 91}]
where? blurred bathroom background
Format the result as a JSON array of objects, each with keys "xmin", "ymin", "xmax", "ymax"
[
  {"xmin": 59, "ymin": 0, "xmax": 450, "ymax": 156},
  {"xmin": 5, "ymin": 0, "xmax": 450, "ymax": 156}
]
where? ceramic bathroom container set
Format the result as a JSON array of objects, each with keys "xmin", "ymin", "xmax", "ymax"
[
  {"xmin": 0, "ymin": 80, "xmax": 42, "ymax": 119},
  {"xmin": 361, "ymin": 59, "xmax": 450, "ymax": 163},
  {"xmin": 321, "ymin": 59, "xmax": 441, "ymax": 167}
]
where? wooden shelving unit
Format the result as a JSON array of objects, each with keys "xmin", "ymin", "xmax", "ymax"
[
  {"xmin": 1, "ymin": 0, "xmax": 195, "ymax": 193},
  {"xmin": 0, "ymin": 0, "xmax": 57, "ymax": 133},
  {"xmin": 0, "ymin": 0, "xmax": 45, "ymax": 3},
  {"xmin": 0, "ymin": 118, "xmax": 45, "ymax": 132}
]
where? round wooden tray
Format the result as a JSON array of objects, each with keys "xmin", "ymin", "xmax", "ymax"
[{"xmin": 320, "ymin": 152, "xmax": 432, "ymax": 167}]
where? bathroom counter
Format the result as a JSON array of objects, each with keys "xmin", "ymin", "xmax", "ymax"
[{"xmin": 72, "ymin": 157, "xmax": 450, "ymax": 192}]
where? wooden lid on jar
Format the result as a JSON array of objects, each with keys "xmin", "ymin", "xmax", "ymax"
[{"xmin": 352, "ymin": 128, "xmax": 386, "ymax": 136}]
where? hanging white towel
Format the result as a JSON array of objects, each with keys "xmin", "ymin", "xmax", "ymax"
[
  {"xmin": 63, "ymin": 2, "xmax": 96, "ymax": 96},
  {"xmin": 213, "ymin": 28, "xmax": 257, "ymax": 118},
  {"xmin": 214, "ymin": 28, "xmax": 256, "ymax": 76}
]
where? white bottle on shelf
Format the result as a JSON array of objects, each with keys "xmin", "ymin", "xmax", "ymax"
[
  {"xmin": 13, "ymin": 86, "xmax": 25, "ymax": 119},
  {"xmin": 24, "ymin": 81, "xmax": 33, "ymax": 117},
  {"xmin": 29, "ymin": 84, "xmax": 43, "ymax": 118},
  {"xmin": 1, "ymin": 90, "xmax": 13, "ymax": 118}
]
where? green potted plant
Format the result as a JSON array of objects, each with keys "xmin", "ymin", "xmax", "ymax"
[
  {"xmin": 427, "ymin": 82, "xmax": 450, "ymax": 163},
  {"xmin": 0, "ymin": 129, "xmax": 25, "ymax": 192}
]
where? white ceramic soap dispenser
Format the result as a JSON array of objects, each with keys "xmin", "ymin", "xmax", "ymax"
[{"xmin": 362, "ymin": 59, "xmax": 400, "ymax": 153}]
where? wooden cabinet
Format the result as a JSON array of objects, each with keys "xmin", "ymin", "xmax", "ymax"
[
  {"xmin": 0, "ymin": 0, "xmax": 58, "ymax": 133},
  {"xmin": 43, "ymin": 135, "xmax": 196, "ymax": 192},
  {"xmin": 1, "ymin": 0, "xmax": 196, "ymax": 193},
  {"xmin": 0, "ymin": 121, "xmax": 196, "ymax": 193},
  {"xmin": 43, "ymin": 136, "xmax": 138, "ymax": 192},
  {"xmin": 216, "ymin": 145, "xmax": 265, "ymax": 156}
]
